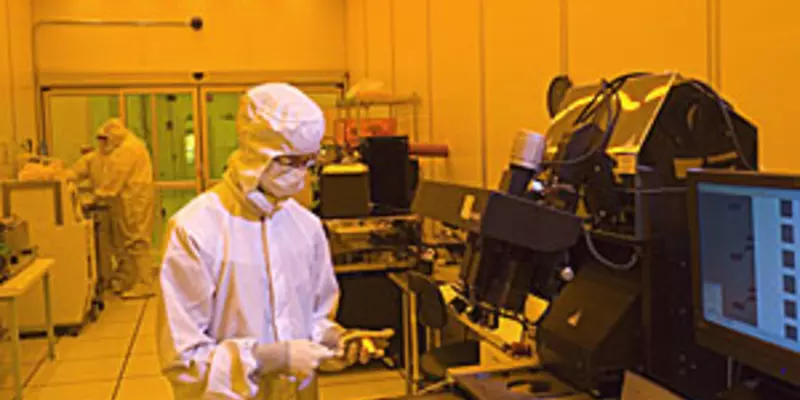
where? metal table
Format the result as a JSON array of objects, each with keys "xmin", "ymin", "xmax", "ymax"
[
  {"xmin": 388, "ymin": 271, "xmax": 422, "ymax": 396},
  {"xmin": 0, "ymin": 258, "xmax": 57, "ymax": 399},
  {"xmin": 388, "ymin": 267, "xmax": 536, "ymax": 397},
  {"xmin": 388, "ymin": 267, "xmax": 464, "ymax": 396}
]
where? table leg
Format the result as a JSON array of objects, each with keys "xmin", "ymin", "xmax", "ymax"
[
  {"xmin": 401, "ymin": 291, "xmax": 412, "ymax": 395},
  {"xmin": 9, "ymin": 299, "xmax": 22, "ymax": 400},
  {"xmin": 409, "ymin": 292, "xmax": 420, "ymax": 395},
  {"xmin": 43, "ymin": 271, "xmax": 56, "ymax": 360},
  {"xmin": 425, "ymin": 327, "xmax": 433, "ymax": 353}
]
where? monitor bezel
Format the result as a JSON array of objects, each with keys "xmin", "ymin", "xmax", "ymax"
[{"xmin": 688, "ymin": 168, "xmax": 800, "ymax": 386}]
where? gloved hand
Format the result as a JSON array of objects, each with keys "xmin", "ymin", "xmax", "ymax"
[
  {"xmin": 253, "ymin": 340, "xmax": 335, "ymax": 380},
  {"xmin": 94, "ymin": 190, "xmax": 115, "ymax": 200},
  {"xmin": 336, "ymin": 328, "xmax": 395, "ymax": 366}
]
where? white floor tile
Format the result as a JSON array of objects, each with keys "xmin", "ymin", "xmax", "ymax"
[
  {"xmin": 104, "ymin": 298, "xmax": 146, "ymax": 312},
  {"xmin": 319, "ymin": 375, "xmax": 406, "ymax": 400},
  {"xmin": 142, "ymin": 302, "xmax": 157, "ymax": 320},
  {"xmin": 124, "ymin": 355, "xmax": 161, "ymax": 378},
  {"xmin": 0, "ymin": 381, "xmax": 116, "ymax": 400},
  {"xmin": 0, "ymin": 362, "xmax": 40, "ymax": 389},
  {"xmin": 130, "ymin": 334, "xmax": 156, "ymax": 356},
  {"xmin": 115, "ymin": 376, "xmax": 172, "ymax": 400},
  {"xmin": 79, "ymin": 321, "xmax": 137, "ymax": 341},
  {"xmin": 319, "ymin": 369, "xmax": 404, "ymax": 387},
  {"xmin": 0, "ymin": 339, "xmax": 49, "ymax": 366},
  {"xmin": 98, "ymin": 305, "xmax": 143, "ymax": 324},
  {"xmin": 137, "ymin": 313, "xmax": 157, "ymax": 335},
  {"xmin": 57, "ymin": 337, "xmax": 130, "ymax": 361},
  {"xmin": 28, "ymin": 358, "xmax": 123, "ymax": 387}
]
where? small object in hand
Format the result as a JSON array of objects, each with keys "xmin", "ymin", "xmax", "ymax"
[
  {"xmin": 339, "ymin": 328, "xmax": 394, "ymax": 366},
  {"xmin": 509, "ymin": 342, "xmax": 532, "ymax": 357}
]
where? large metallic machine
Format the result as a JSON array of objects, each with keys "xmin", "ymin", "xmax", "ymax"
[
  {"xmin": 0, "ymin": 179, "xmax": 98, "ymax": 334},
  {"xmin": 410, "ymin": 72, "xmax": 759, "ymax": 399},
  {"xmin": 0, "ymin": 217, "xmax": 36, "ymax": 282}
]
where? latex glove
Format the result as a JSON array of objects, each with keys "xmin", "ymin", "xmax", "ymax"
[
  {"xmin": 337, "ymin": 328, "xmax": 395, "ymax": 366},
  {"xmin": 253, "ymin": 340, "xmax": 335, "ymax": 380},
  {"xmin": 60, "ymin": 169, "xmax": 78, "ymax": 181},
  {"xmin": 94, "ymin": 189, "xmax": 115, "ymax": 199}
]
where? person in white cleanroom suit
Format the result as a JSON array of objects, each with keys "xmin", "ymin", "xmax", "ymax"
[
  {"xmin": 156, "ymin": 83, "xmax": 393, "ymax": 400},
  {"xmin": 67, "ymin": 118, "xmax": 156, "ymax": 299}
]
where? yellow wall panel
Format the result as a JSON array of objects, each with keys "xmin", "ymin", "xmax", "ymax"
[
  {"xmin": 483, "ymin": 1, "xmax": 561, "ymax": 189},
  {"xmin": 393, "ymin": 0, "xmax": 429, "ymax": 140},
  {"xmin": 364, "ymin": 0, "xmax": 393, "ymax": 86},
  {"xmin": 429, "ymin": 0, "xmax": 483, "ymax": 187},
  {"xmin": 0, "ymin": 0, "xmax": 35, "ymax": 176},
  {"xmin": 8, "ymin": 0, "xmax": 35, "ymax": 145},
  {"xmin": 244, "ymin": 1, "xmax": 346, "ymax": 72},
  {"xmin": 346, "ymin": 0, "xmax": 367, "ymax": 83},
  {"xmin": 0, "ymin": 1, "xmax": 14, "ymax": 144},
  {"xmin": 720, "ymin": 2, "xmax": 800, "ymax": 173},
  {"xmin": 567, "ymin": 0, "xmax": 708, "ymax": 84},
  {"xmin": 33, "ymin": 0, "xmax": 346, "ymax": 74},
  {"xmin": 393, "ymin": 0, "xmax": 438, "ymax": 179}
]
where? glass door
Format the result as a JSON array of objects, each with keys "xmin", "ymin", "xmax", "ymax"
[
  {"xmin": 200, "ymin": 88, "xmax": 242, "ymax": 185},
  {"xmin": 121, "ymin": 89, "xmax": 201, "ymax": 250},
  {"xmin": 43, "ymin": 90, "xmax": 122, "ymax": 167},
  {"xmin": 45, "ymin": 84, "xmax": 342, "ymax": 251}
]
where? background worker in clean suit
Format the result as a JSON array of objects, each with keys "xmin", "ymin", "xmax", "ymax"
[
  {"xmin": 157, "ymin": 83, "xmax": 393, "ymax": 400},
  {"xmin": 67, "ymin": 118, "xmax": 156, "ymax": 299}
]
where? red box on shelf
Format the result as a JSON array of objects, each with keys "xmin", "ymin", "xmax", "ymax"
[{"xmin": 335, "ymin": 118, "xmax": 398, "ymax": 146}]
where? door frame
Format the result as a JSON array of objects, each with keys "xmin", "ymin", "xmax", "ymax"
[
  {"xmin": 43, "ymin": 86, "xmax": 205, "ymax": 192},
  {"xmin": 119, "ymin": 87, "xmax": 202, "ymax": 193},
  {"xmin": 43, "ymin": 82, "xmax": 345, "ymax": 190},
  {"xmin": 199, "ymin": 85, "xmax": 247, "ymax": 187},
  {"xmin": 42, "ymin": 88, "xmax": 124, "ymax": 162}
]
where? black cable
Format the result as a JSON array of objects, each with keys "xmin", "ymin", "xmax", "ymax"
[
  {"xmin": 544, "ymin": 72, "xmax": 650, "ymax": 169},
  {"xmin": 573, "ymin": 72, "xmax": 649, "ymax": 126},
  {"xmin": 689, "ymin": 80, "xmax": 755, "ymax": 171},
  {"xmin": 573, "ymin": 73, "xmax": 636, "ymax": 126},
  {"xmin": 584, "ymin": 230, "xmax": 640, "ymax": 271},
  {"xmin": 573, "ymin": 79, "xmax": 613, "ymax": 126},
  {"xmin": 621, "ymin": 187, "xmax": 687, "ymax": 194},
  {"xmin": 449, "ymin": 286, "xmax": 542, "ymax": 329},
  {"xmin": 542, "ymin": 85, "xmax": 622, "ymax": 168}
]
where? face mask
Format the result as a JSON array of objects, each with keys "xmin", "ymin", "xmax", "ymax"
[
  {"xmin": 97, "ymin": 138, "xmax": 112, "ymax": 155},
  {"xmin": 258, "ymin": 163, "xmax": 306, "ymax": 198}
]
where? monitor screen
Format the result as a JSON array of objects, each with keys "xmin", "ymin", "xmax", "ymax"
[{"xmin": 696, "ymin": 181, "xmax": 800, "ymax": 355}]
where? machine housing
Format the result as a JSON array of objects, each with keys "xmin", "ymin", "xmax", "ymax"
[{"xmin": 534, "ymin": 72, "xmax": 758, "ymax": 399}]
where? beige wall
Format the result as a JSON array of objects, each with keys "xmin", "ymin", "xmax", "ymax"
[
  {"xmin": 719, "ymin": 1, "xmax": 800, "ymax": 173},
  {"xmin": 347, "ymin": 0, "xmax": 800, "ymax": 187},
  {"xmin": 4, "ymin": 1, "xmax": 800, "ymax": 183},
  {"xmin": 1, "ymin": 0, "xmax": 347, "ymax": 174},
  {"xmin": 33, "ymin": 0, "xmax": 347, "ymax": 74},
  {"xmin": 0, "ymin": 0, "xmax": 35, "ymax": 177}
]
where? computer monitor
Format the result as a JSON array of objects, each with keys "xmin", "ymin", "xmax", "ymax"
[{"xmin": 689, "ymin": 169, "xmax": 800, "ymax": 386}]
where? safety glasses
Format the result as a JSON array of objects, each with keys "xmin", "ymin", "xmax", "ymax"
[{"xmin": 272, "ymin": 154, "xmax": 317, "ymax": 169}]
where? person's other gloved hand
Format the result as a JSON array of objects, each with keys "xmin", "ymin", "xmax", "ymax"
[
  {"xmin": 337, "ymin": 328, "xmax": 395, "ymax": 366},
  {"xmin": 253, "ymin": 340, "xmax": 335, "ymax": 380}
]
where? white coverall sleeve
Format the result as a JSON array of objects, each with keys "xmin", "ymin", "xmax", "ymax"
[
  {"xmin": 311, "ymin": 223, "xmax": 342, "ymax": 344},
  {"xmin": 66, "ymin": 152, "xmax": 93, "ymax": 182},
  {"xmin": 94, "ymin": 145, "xmax": 138, "ymax": 198},
  {"xmin": 157, "ymin": 220, "xmax": 261, "ymax": 399}
]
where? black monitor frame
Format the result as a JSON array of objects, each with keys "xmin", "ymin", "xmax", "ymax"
[{"xmin": 688, "ymin": 168, "xmax": 800, "ymax": 386}]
